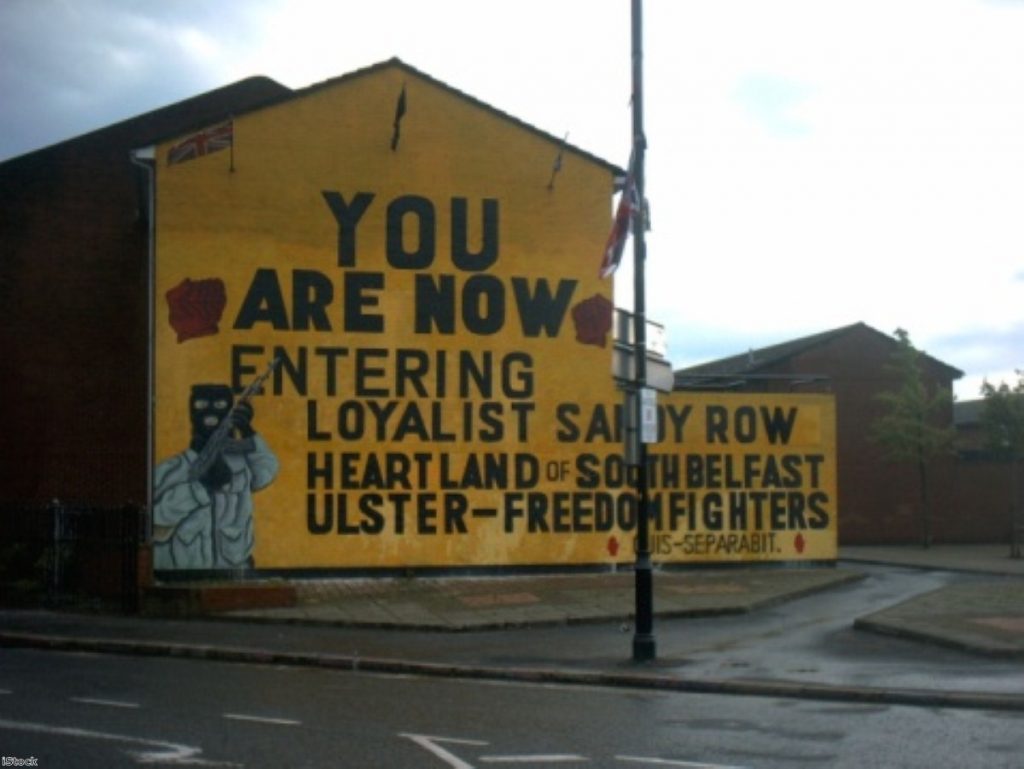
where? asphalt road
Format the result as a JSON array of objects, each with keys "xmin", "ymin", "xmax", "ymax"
[{"xmin": 2, "ymin": 647, "xmax": 1022, "ymax": 768}]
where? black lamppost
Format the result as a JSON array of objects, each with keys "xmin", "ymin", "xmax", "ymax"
[{"xmin": 630, "ymin": 0, "xmax": 656, "ymax": 663}]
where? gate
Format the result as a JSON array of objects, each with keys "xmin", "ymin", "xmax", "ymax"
[{"xmin": 0, "ymin": 501, "xmax": 142, "ymax": 612}]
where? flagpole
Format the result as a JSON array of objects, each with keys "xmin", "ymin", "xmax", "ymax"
[{"xmin": 630, "ymin": 0, "xmax": 656, "ymax": 663}]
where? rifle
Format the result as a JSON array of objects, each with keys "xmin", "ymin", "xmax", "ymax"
[{"xmin": 188, "ymin": 357, "xmax": 281, "ymax": 483}]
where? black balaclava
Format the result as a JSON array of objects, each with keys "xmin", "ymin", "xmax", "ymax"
[{"xmin": 189, "ymin": 384, "xmax": 234, "ymax": 453}]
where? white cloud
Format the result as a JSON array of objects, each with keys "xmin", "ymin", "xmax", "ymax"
[
  {"xmin": 2, "ymin": 0, "xmax": 1022, "ymax": 401},
  {"xmin": 624, "ymin": 0, "xmax": 1024, "ymax": 399}
]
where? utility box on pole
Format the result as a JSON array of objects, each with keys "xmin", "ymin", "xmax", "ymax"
[
  {"xmin": 611, "ymin": 308, "xmax": 674, "ymax": 394},
  {"xmin": 614, "ymin": 308, "xmax": 671, "ymax": 467}
]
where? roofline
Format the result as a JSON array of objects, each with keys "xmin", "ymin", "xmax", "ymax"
[
  {"xmin": 673, "ymin": 372, "xmax": 831, "ymax": 392},
  {"xmin": 676, "ymin": 322, "xmax": 964, "ymax": 380},
  {"xmin": 675, "ymin": 322, "xmax": 864, "ymax": 377},
  {"xmin": 1, "ymin": 76, "xmax": 290, "ymax": 166},
  {"xmin": 137, "ymin": 57, "xmax": 624, "ymax": 176},
  {"xmin": 301, "ymin": 58, "xmax": 623, "ymax": 176},
  {"xmin": 851, "ymin": 323, "xmax": 965, "ymax": 378}
]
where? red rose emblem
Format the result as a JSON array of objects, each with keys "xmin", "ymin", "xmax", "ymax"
[
  {"xmin": 571, "ymin": 293, "xmax": 614, "ymax": 348},
  {"xmin": 166, "ymin": 277, "xmax": 227, "ymax": 343}
]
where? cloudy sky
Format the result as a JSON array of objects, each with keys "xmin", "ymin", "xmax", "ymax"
[{"xmin": 2, "ymin": 0, "xmax": 1022, "ymax": 399}]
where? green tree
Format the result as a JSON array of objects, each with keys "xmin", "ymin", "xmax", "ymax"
[
  {"xmin": 980, "ymin": 373, "xmax": 1024, "ymax": 557},
  {"xmin": 979, "ymin": 372, "xmax": 1024, "ymax": 456},
  {"xmin": 871, "ymin": 328, "xmax": 955, "ymax": 548}
]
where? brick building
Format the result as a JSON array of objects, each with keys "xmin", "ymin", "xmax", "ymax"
[
  {"xmin": 0, "ymin": 76, "xmax": 291, "ymax": 506},
  {"xmin": 675, "ymin": 322, "xmax": 1016, "ymax": 545}
]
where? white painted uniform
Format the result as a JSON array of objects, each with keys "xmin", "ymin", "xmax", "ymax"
[{"xmin": 152, "ymin": 435, "xmax": 279, "ymax": 570}]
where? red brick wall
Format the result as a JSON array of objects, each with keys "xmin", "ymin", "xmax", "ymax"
[
  {"xmin": 0, "ymin": 141, "xmax": 149, "ymax": 505},
  {"xmin": 0, "ymin": 77, "xmax": 290, "ymax": 508},
  {"xmin": 946, "ymin": 459, "xmax": 1022, "ymax": 542},
  {"xmin": 723, "ymin": 326, "xmax": 1003, "ymax": 544},
  {"xmin": 793, "ymin": 329, "xmax": 954, "ymax": 544}
]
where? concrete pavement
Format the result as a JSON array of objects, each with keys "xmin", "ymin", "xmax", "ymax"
[
  {"xmin": 223, "ymin": 567, "xmax": 862, "ymax": 631},
  {"xmin": 1, "ymin": 545, "xmax": 1022, "ymax": 711},
  {"xmin": 842, "ymin": 545, "xmax": 1024, "ymax": 659}
]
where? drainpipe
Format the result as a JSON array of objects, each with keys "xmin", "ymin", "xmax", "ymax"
[{"xmin": 129, "ymin": 147, "xmax": 156, "ymax": 559}]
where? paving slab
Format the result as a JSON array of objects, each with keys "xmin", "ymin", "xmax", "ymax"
[{"xmin": 854, "ymin": 581, "xmax": 1024, "ymax": 658}]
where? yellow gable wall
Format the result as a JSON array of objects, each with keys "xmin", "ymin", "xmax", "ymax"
[
  {"xmin": 651, "ymin": 392, "xmax": 837, "ymax": 563},
  {"xmin": 152, "ymin": 63, "xmax": 837, "ymax": 571}
]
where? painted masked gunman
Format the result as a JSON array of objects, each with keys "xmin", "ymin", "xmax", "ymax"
[{"xmin": 153, "ymin": 384, "xmax": 279, "ymax": 570}]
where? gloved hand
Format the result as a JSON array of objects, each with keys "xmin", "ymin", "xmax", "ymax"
[{"xmin": 230, "ymin": 401, "xmax": 255, "ymax": 438}]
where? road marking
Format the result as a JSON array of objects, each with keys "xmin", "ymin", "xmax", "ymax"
[
  {"xmin": 399, "ymin": 732, "xmax": 740, "ymax": 769},
  {"xmin": 616, "ymin": 756, "xmax": 747, "ymax": 768},
  {"xmin": 480, "ymin": 755, "xmax": 587, "ymax": 763},
  {"xmin": 0, "ymin": 717, "xmax": 238, "ymax": 766},
  {"xmin": 400, "ymin": 733, "xmax": 488, "ymax": 769},
  {"xmin": 0, "ymin": 689, "xmax": 12, "ymax": 695},
  {"xmin": 223, "ymin": 713, "xmax": 301, "ymax": 726},
  {"xmin": 70, "ymin": 697, "xmax": 141, "ymax": 709}
]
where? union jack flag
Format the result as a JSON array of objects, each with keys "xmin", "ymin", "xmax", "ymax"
[
  {"xmin": 167, "ymin": 120, "xmax": 233, "ymax": 166},
  {"xmin": 599, "ymin": 153, "xmax": 638, "ymax": 279}
]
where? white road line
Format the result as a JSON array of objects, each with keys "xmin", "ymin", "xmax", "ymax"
[
  {"xmin": 480, "ymin": 755, "xmax": 587, "ymax": 763},
  {"xmin": 0, "ymin": 689, "xmax": 12, "ymax": 695},
  {"xmin": 400, "ymin": 733, "xmax": 488, "ymax": 769},
  {"xmin": 616, "ymin": 756, "xmax": 747, "ymax": 768},
  {"xmin": 0, "ymin": 717, "xmax": 238, "ymax": 767},
  {"xmin": 69, "ymin": 697, "xmax": 141, "ymax": 709},
  {"xmin": 222, "ymin": 713, "xmax": 301, "ymax": 726}
]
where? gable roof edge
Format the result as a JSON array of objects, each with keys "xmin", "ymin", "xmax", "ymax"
[
  {"xmin": 292, "ymin": 57, "xmax": 624, "ymax": 177},
  {"xmin": 184, "ymin": 57, "xmax": 623, "ymax": 178}
]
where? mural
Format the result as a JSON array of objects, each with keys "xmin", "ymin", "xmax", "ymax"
[
  {"xmin": 150, "ymin": 63, "xmax": 837, "ymax": 572},
  {"xmin": 152, "ymin": 363, "xmax": 279, "ymax": 570}
]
